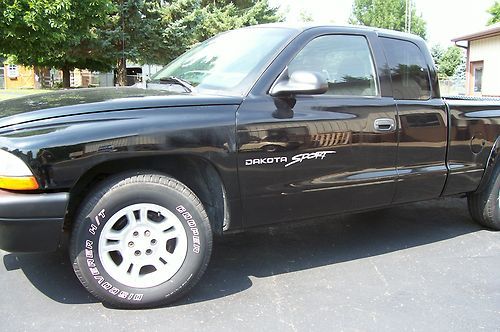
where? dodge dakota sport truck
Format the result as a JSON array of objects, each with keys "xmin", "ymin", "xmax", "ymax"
[{"xmin": 0, "ymin": 24, "xmax": 499, "ymax": 308}]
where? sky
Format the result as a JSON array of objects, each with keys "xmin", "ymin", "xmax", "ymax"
[{"xmin": 269, "ymin": 0, "xmax": 495, "ymax": 46}]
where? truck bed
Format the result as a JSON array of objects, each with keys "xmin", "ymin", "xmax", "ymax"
[{"xmin": 443, "ymin": 97, "xmax": 500, "ymax": 195}]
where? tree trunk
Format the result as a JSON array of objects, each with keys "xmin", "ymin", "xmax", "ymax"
[
  {"xmin": 116, "ymin": 57, "xmax": 127, "ymax": 86},
  {"xmin": 34, "ymin": 67, "xmax": 42, "ymax": 89},
  {"xmin": 62, "ymin": 67, "xmax": 71, "ymax": 88}
]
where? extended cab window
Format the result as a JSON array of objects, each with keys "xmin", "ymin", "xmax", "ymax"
[
  {"xmin": 381, "ymin": 37, "xmax": 431, "ymax": 100},
  {"xmin": 288, "ymin": 35, "xmax": 378, "ymax": 96}
]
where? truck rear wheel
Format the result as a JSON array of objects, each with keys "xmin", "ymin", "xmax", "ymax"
[
  {"xmin": 69, "ymin": 172, "xmax": 212, "ymax": 308},
  {"xmin": 467, "ymin": 165, "xmax": 500, "ymax": 230}
]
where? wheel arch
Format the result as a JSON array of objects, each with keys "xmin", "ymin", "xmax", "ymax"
[
  {"xmin": 475, "ymin": 135, "xmax": 500, "ymax": 194},
  {"xmin": 65, "ymin": 154, "xmax": 230, "ymax": 236}
]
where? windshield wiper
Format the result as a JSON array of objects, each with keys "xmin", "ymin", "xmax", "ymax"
[{"xmin": 158, "ymin": 76, "xmax": 194, "ymax": 92}]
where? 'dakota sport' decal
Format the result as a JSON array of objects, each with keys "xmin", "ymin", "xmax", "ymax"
[{"xmin": 245, "ymin": 151, "xmax": 336, "ymax": 167}]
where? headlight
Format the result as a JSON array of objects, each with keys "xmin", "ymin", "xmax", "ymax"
[{"xmin": 0, "ymin": 149, "xmax": 39, "ymax": 190}]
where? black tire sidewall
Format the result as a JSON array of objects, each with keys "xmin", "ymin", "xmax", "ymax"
[
  {"xmin": 71, "ymin": 179, "xmax": 211, "ymax": 307},
  {"xmin": 486, "ymin": 166, "xmax": 500, "ymax": 224}
]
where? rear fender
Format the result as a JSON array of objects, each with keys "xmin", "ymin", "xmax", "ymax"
[{"xmin": 475, "ymin": 136, "xmax": 500, "ymax": 193}]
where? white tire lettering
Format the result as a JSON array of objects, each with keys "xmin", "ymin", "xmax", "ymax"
[{"xmin": 176, "ymin": 204, "xmax": 202, "ymax": 254}]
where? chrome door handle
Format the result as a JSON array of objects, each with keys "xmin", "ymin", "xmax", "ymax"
[{"xmin": 374, "ymin": 118, "xmax": 395, "ymax": 132}]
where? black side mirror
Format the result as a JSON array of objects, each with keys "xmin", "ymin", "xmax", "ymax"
[{"xmin": 270, "ymin": 70, "xmax": 328, "ymax": 97}]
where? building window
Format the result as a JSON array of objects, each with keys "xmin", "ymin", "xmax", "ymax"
[
  {"xmin": 470, "ymin": 61, "xmax": 484, "ymax": 95},
  {"xmin": 474, "ymin": 66, "xmax": 483, "ymax": 92},
  {"xmin": 7, "ymin": 65, "xmax": 19, "ymax": 79}
]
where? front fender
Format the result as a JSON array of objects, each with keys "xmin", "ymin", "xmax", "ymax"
[{"xmin": 0, "ymin": 105, "xmax": 238, "ymax": 192}]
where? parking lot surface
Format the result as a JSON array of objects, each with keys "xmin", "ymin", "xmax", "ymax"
[{"xmin": 1, "ymin": 198, "xmax": 499, "ymax": 331}]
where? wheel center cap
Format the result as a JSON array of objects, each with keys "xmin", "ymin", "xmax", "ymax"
[{"xmin": 126, "ymin": 226, "xmax": 159, "ymax": 260}]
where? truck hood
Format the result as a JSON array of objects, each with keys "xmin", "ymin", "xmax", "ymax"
[{"xmin": 0, "ymin": 87, "xmax": 243, "ymax": 129}]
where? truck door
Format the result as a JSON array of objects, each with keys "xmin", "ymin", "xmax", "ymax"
[
  {"xmin": 380, "ymin": 37, "xmax": 448, "ymax": 203},
  {"xmin": 237, "ymin": 30, "xmax": 399, "ymax": 227}
]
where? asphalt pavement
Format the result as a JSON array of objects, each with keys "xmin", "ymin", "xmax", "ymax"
[{"xmin": 1, "ymin": 197, "xmax": 499, "ymax": 331}]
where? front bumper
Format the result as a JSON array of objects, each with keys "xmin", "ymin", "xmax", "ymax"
[{"xmin": 0, "ymin": 190, "xmax": 69, "ymax": 252}]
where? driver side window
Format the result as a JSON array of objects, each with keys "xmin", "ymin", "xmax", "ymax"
[{"xmin": 288, "ymin": 35, "xmax": 378, "ymax": 97}]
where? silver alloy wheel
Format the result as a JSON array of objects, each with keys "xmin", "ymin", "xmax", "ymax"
[{"xmin": 98, "ymin": 203, "xmax": 188, "ymax": 288}]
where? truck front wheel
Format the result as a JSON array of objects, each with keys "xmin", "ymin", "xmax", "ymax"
[
  {"xmin": 69, "ymin": 172, "xmax": 213, "ymax": 308},
  {"xmin": 468, "ymin": 165, "xmax": 500, "ymax": 230}
]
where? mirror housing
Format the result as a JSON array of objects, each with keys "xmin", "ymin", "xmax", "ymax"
[{"xmin": 270, "ymin": 70, "xmax": 328, "ymax": 97}]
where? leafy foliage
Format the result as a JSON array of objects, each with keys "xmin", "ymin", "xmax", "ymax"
[
  {"xmin": 96, "ymin": 0, "xmax": 282, "ymax": 84},
  {"xmin": 168, "ymin": 0, "xmax": 281, "ymax": 60},
  {"xmin": 0, "ymin": 0, "xmax": 114, "ymax": 73},
  {"xmin": 299, "ymin": 9, "xmax": 314, "ymax": 23},
  {"xmin": 349, "ymin": 0, "xmax": 427, "ymax": 39},
  {"xmin": 452, "ymin": 52, "xmax": 466, "ymax": 83},
  {"xmin": 0, "ymin": 0, "xmax": 282, "ymax": 86},
  {"xmin": 431, "ymin": 45, "xmax": 464, "ymax": 79},
  {"xmin": 487, "ymin": 1, "xmax": 500, "ymax": 25}
]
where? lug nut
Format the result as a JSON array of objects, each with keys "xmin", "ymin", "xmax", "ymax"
[
  {"xmin": 151, "ymin": 239, "xmax": 157, "ymax": 245},
  {"xmin": 146, "ymin": 249, "xmax": 153, "ymax": 255},
  {"xmin": 144, "ymin": 230, "xmax": 151, "ymax": 237},
  {"xmin": 133, "ymin": 231, "xmax": 139, "ymax": 237},
  {"xmin": 128, "ymin": 241, "xmax": 134, "ymax": 248},
  {"xmin": 134, "ymin": 250, "xmax": 141, "ymax": 256}
]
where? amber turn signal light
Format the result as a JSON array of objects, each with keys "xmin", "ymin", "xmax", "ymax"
[{"xmin": 0, "ymin": 176, "xmax": 40, "ymax": 190}]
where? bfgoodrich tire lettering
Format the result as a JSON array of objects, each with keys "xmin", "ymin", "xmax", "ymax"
[
  {"xmin": 69, "ymin": 172, "xmax": 213, "ymax": 308},
  {"xmin": 468, "ymin": 165, "xmax": 500, "ymax": 230}
]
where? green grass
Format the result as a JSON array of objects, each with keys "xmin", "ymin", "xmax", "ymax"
[{"xmin": 0, "ymin": 88, "xmax": 53, "ymax": 101}]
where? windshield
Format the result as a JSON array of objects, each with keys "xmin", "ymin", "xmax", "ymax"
[{"xmin": 149, "ymin": 27, "xmax": 295, "ymax": 96}]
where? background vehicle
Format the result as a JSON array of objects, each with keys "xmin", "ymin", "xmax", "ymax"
[{"xmin": 0, "ymin": 24, "xmax": 499, "ymax": 308}]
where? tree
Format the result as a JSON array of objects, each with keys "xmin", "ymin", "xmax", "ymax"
[
  {"xmin": 193, "ymin": 0, "xmax": 283, "ymax": 41},
  {"xmin": 431, "ymin": 44, "xmax": 464, "ymax": 79},
  {"xmin": 349, "ymin": 0, "xmax": 427, "ymax": 39},
  {"xmin": 148, "ymin": 0, "xmax": 282, "ymax": 66},
  {"xmin": 0, "ymin": 0, "xmax": 114, "ymax": 87},
  {"xmin": 299, "ymin": 9, "xmax": 314, "ymax": 23},
  {"xmin": 1, "ymin": 0, "xmax": 282, "ymax": 87},
  {"xmin": 452, "ymin": 52, "xmax": 466, "ymax": 83},
  {"xmin": 97, "ymin": 0, "xmax": 165, "ymax": 86},
  {"xmin": 431, "ymin": 45, "xmax": 445, "ymax": 65},
  {"xmin": 487, "ymin": 1, "xmax": 500, "ymax": 25},
  {"xmin": 94, "ymin": 0, "xmax": 282, "ymax": 84}
]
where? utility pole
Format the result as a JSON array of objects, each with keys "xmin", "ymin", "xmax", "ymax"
[{"xmin": 405, "ymin": 0, "xmax": 412, "ymax": 33}]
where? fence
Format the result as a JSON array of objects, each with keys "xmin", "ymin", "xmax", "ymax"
[{"xmin": 439, "ymin": 79, "xmax": 466, "ymax": 97}]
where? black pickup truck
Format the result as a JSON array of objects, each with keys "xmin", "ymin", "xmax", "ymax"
[{"xmin": 0, "ymin": 24, "xmax": 499, "ymax": 308}]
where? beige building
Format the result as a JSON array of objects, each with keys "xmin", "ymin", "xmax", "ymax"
[
  {"xmin": 0, "ymin": 65, "xmax": 103, "ymax": 89},
  {"xmin": 452, "ymin": 23, "xmax": 500, "ymax": 97},
  {"xmin": 2, "ymin": 64, "xmax": 36, "ymax": 89}
]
